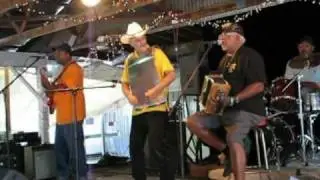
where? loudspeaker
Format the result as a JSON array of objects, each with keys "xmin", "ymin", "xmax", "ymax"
[
  {"xmin": 179, "ymin": 53, "xmax": 201, "ymax": 95},
  {"xmin": 178, "ymin": 43, "xmax": 208, "ymax": 96},
  {"xmin": 24, "ymin": 144, "xmax": 56, "ymax": 180},
  {"xmin": 0, "ymin": 168, "xmax": 28, "ymax": 180}
]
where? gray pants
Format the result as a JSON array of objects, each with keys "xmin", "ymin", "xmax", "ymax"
[{"xmin": 193, "ymin": 110, "xmax": 264, "ymax": 144}]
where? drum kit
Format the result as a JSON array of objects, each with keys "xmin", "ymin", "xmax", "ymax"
[{"xmin": 263, "ymin": 74, "xmax": 320, "ymax": 167}]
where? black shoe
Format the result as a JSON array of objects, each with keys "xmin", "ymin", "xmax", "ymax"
[
  {"xmin": 200, "ymin": 156, "xmax": 220, "ymax": 165},
  {"xmin": 221, "ymin": 147, "xmax": 232, "ymax": 177},
  {"xmin": 222, "ymin": 156, "xmax": 232, "ymax": 177}
]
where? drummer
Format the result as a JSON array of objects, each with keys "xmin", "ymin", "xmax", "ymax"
[
  {"xmin": 284, "ymin": 36, "xmax": 320, "ymax": 93},
  {"xmin": 284, "ymin": 36, "xmax": 314, "ymax": 79}
]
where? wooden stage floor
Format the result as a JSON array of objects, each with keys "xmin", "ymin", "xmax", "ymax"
[{"xmin": 88, "ymin": 163, "xmax": 320, "ymax": 180}]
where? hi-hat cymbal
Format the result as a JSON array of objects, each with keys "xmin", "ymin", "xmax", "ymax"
[{"xmin": 310, "ymin": 52, "xmax": 320, "ymax": 67}]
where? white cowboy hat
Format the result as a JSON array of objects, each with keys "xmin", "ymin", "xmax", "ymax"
[{"xmin": 120, "ymin": 22, "xmax": 149, "ymax": 44}]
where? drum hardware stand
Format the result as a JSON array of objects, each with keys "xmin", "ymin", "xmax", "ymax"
[
  {"xmin": 282, "ymin": 70, "xmax": 308, "ymax": 166},
  {"xmin": 0, "ymin": 56, "xmax": 42, "ymax": 169},
  {"xmin": 267, "ymin": 121, "xmax": 284, "ymax": 170},
  {"xmin": 308, "ymin": 113, "xmax": 319, "ymax": 160},
  {"xmin": 275, "ymin": 140, "xmax": 282, "ymax": 171},
  {"xmin": 47, "ymin": 84, "xmax": 115, "ymax": 180},
  {"xmin": 169, "ymin": 28, "xmax": 215, "ymax": 178}
]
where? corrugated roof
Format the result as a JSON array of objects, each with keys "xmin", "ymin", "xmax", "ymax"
[{"xmin": 165, "ymin": 0, "xmax": 233, "ymax": 12}]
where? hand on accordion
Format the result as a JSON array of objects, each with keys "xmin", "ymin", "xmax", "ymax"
[
  {"xmin": 216, "ymin": 95, "xmax": 238, "ymax": 107},
  {"xmin": 216, "ymin": 95, "xmax": 231, "ymax": 107},
  {"xmin": 145, "ymin": 87, "xmax": 162, "ymax": 100}
]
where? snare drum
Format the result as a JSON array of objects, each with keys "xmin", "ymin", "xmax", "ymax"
[{"xmin": 270, "ymin": 77, "xmax": 297, "ymax": 111}]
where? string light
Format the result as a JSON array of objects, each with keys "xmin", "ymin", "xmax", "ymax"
[
  {"xmin": 209, "ymin": 0, "xmax": 274, "ymax": 28},
  {"xmin": 15, "ymin": 0, "xmax": 42, "ymax": 15},
  {"xmin": 161, "ymin": 0, "xmax": 319, "ymax": 29},
  {"xmin": 150, "ymin": 10, "xmax": 187, "ymax": 29},
  {"xmin": 11, "ymin": 0, "xmax": 139, "ymax": 26},
  {"xmin": 13, "ymin": 0, "xmax": 320, "ymax": 53},
  {"xmin": 14, "ymin": 0, "xmax": 320, "ymax": 28}
]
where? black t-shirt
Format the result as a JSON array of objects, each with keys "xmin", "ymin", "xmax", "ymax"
[{"xmin": 218, "ymin": 46, "xmax": 266, "ymax": 116}]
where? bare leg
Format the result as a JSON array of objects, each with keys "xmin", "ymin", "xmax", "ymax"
[
  {"xmin": 225, "ymin": 125, "xmax": 247, "ymax": 180},
  {"xmin": 229, "ymin": 142, "xmax": 246, "ymax": 180},
  {"xmin": 186, "ymin": 114, "xmax": 226, "ymax": 151}
]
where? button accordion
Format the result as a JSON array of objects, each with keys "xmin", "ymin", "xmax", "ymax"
[{"xmin": 200, "ymin": 74, "xmax": 231, "ymax": 115}]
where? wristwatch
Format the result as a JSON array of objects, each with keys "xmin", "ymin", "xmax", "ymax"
[
  {"xmin": 234, "ymin": 96, "xmax": 240, "ymax": 104},
  {"xmin": 230, "ymin": 96, "xmax": 240, "ymax": 106}
]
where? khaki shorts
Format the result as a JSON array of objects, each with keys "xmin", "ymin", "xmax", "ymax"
[{"xmin": 190, "ymin": 110, "xmax": 264, "ymax": 144}]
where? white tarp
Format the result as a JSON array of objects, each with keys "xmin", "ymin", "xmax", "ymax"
[{"xmin": 0, "ymin": 69, "xmax": 125, "ymax": 133}]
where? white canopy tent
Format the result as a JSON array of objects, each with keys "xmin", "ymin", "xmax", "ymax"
[
  {"xmin": 0, "ymin": 52, "xmax": 208, "ymax": 161},
  {"xmin": 0, "ymin": 69, "xmax": 126, "ymax": 132},
  {"xmin": 0, "ymin": 51, "xmax": 125, "ymax": 142}
]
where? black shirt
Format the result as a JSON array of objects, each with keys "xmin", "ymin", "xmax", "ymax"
[{"xmin": 218, "ymin": 46, "xmax": 266, "ymax": 116}]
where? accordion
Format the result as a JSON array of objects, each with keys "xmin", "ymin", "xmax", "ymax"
[{"xmin": 200, "ymin": 74, "xmax": 231, "ymax": 115}]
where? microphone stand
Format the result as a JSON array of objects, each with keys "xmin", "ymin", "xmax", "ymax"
[
  {"xmin": 169, "ymin": 30, "xmax": 213, "ymax": 178},
  {"xmin": 46, "ymin": 84, "xmax": 115, "ymax": 180},
  {"xmin": 0, "ymin": 56, "xmax": 42, "ymax": 169},
  {"xmin": 282, "ymin": 68, "xmax": 309, "ymax": 166}
]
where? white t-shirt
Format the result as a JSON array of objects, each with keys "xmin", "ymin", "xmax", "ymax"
[
  {"xmin": 284, "ymin": 60, "xmax": 320, "ymax": 83},
  {"xmin": 284, "ymin": 60, "xmax": 320, "ymax": 102}
]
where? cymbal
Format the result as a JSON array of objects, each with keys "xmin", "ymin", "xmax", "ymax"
[
  {"xmin": 291, "ymin": 52, "xmax": 320, "ymax": 67},
  {"xmin": 310, "ymin": 52, "xmax": 320, "ymax": 67}
]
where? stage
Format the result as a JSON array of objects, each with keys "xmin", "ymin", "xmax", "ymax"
[{"xmin": 89, "ymin": 163, "xmax": 320, "ymax": 180}]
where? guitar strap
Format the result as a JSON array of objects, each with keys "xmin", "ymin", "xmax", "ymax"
[
  {"xmin": 46, "ymin": 60, "xmax": 76, "ymax": 114},
  {"xmin": 52, "ymin": 60, "xmax": 76, "ymax": 85}
]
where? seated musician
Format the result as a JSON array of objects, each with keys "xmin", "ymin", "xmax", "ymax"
[
  {"xmin": 186, "ymin": 23, "xmax": 267, "ymax": 180},
  {"xmin": 284, "ymin": 36, "xmax": 320, "ymax": 90},
  {"xmin": 285, "ymin": 36, "xmax": 315, "ymax": 79}
]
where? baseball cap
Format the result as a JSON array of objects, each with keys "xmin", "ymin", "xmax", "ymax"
[
  {"xmin": 52, "ymin": 43, "xmax": 72, "ymax": 54},
  {"xmin": 221, "ymin": 23, "xmax": 244, "ymax": 36},
  {"xmin": 298, "ymin": 36, "xmax": 314, "ymax": 46}
]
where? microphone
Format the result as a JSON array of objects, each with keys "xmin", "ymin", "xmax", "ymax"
[{"xmin": 203, "ymin": 40, "xmax": 221, "ymax": 46}]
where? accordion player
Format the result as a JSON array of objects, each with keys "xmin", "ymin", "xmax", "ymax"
[{"xmin": 200, "ymin": 73, "xmax": 231, "ymax": 115}]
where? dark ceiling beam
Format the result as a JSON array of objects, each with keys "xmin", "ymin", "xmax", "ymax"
[
  {"xmin": 151, "ymin": 34, "xmax": 173, "ymax": 43},
  {"xmin": 182, "ymin": 27, "xmax": 202, "ymax": 37},
  {"xmin": 0, "ymin": 0, "xmax": 162, "ymax": 46}
]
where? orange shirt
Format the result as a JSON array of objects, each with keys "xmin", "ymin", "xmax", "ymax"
[{"xmin": 53, "ymin": 62, "xmax": 86, "ymax": 124}]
